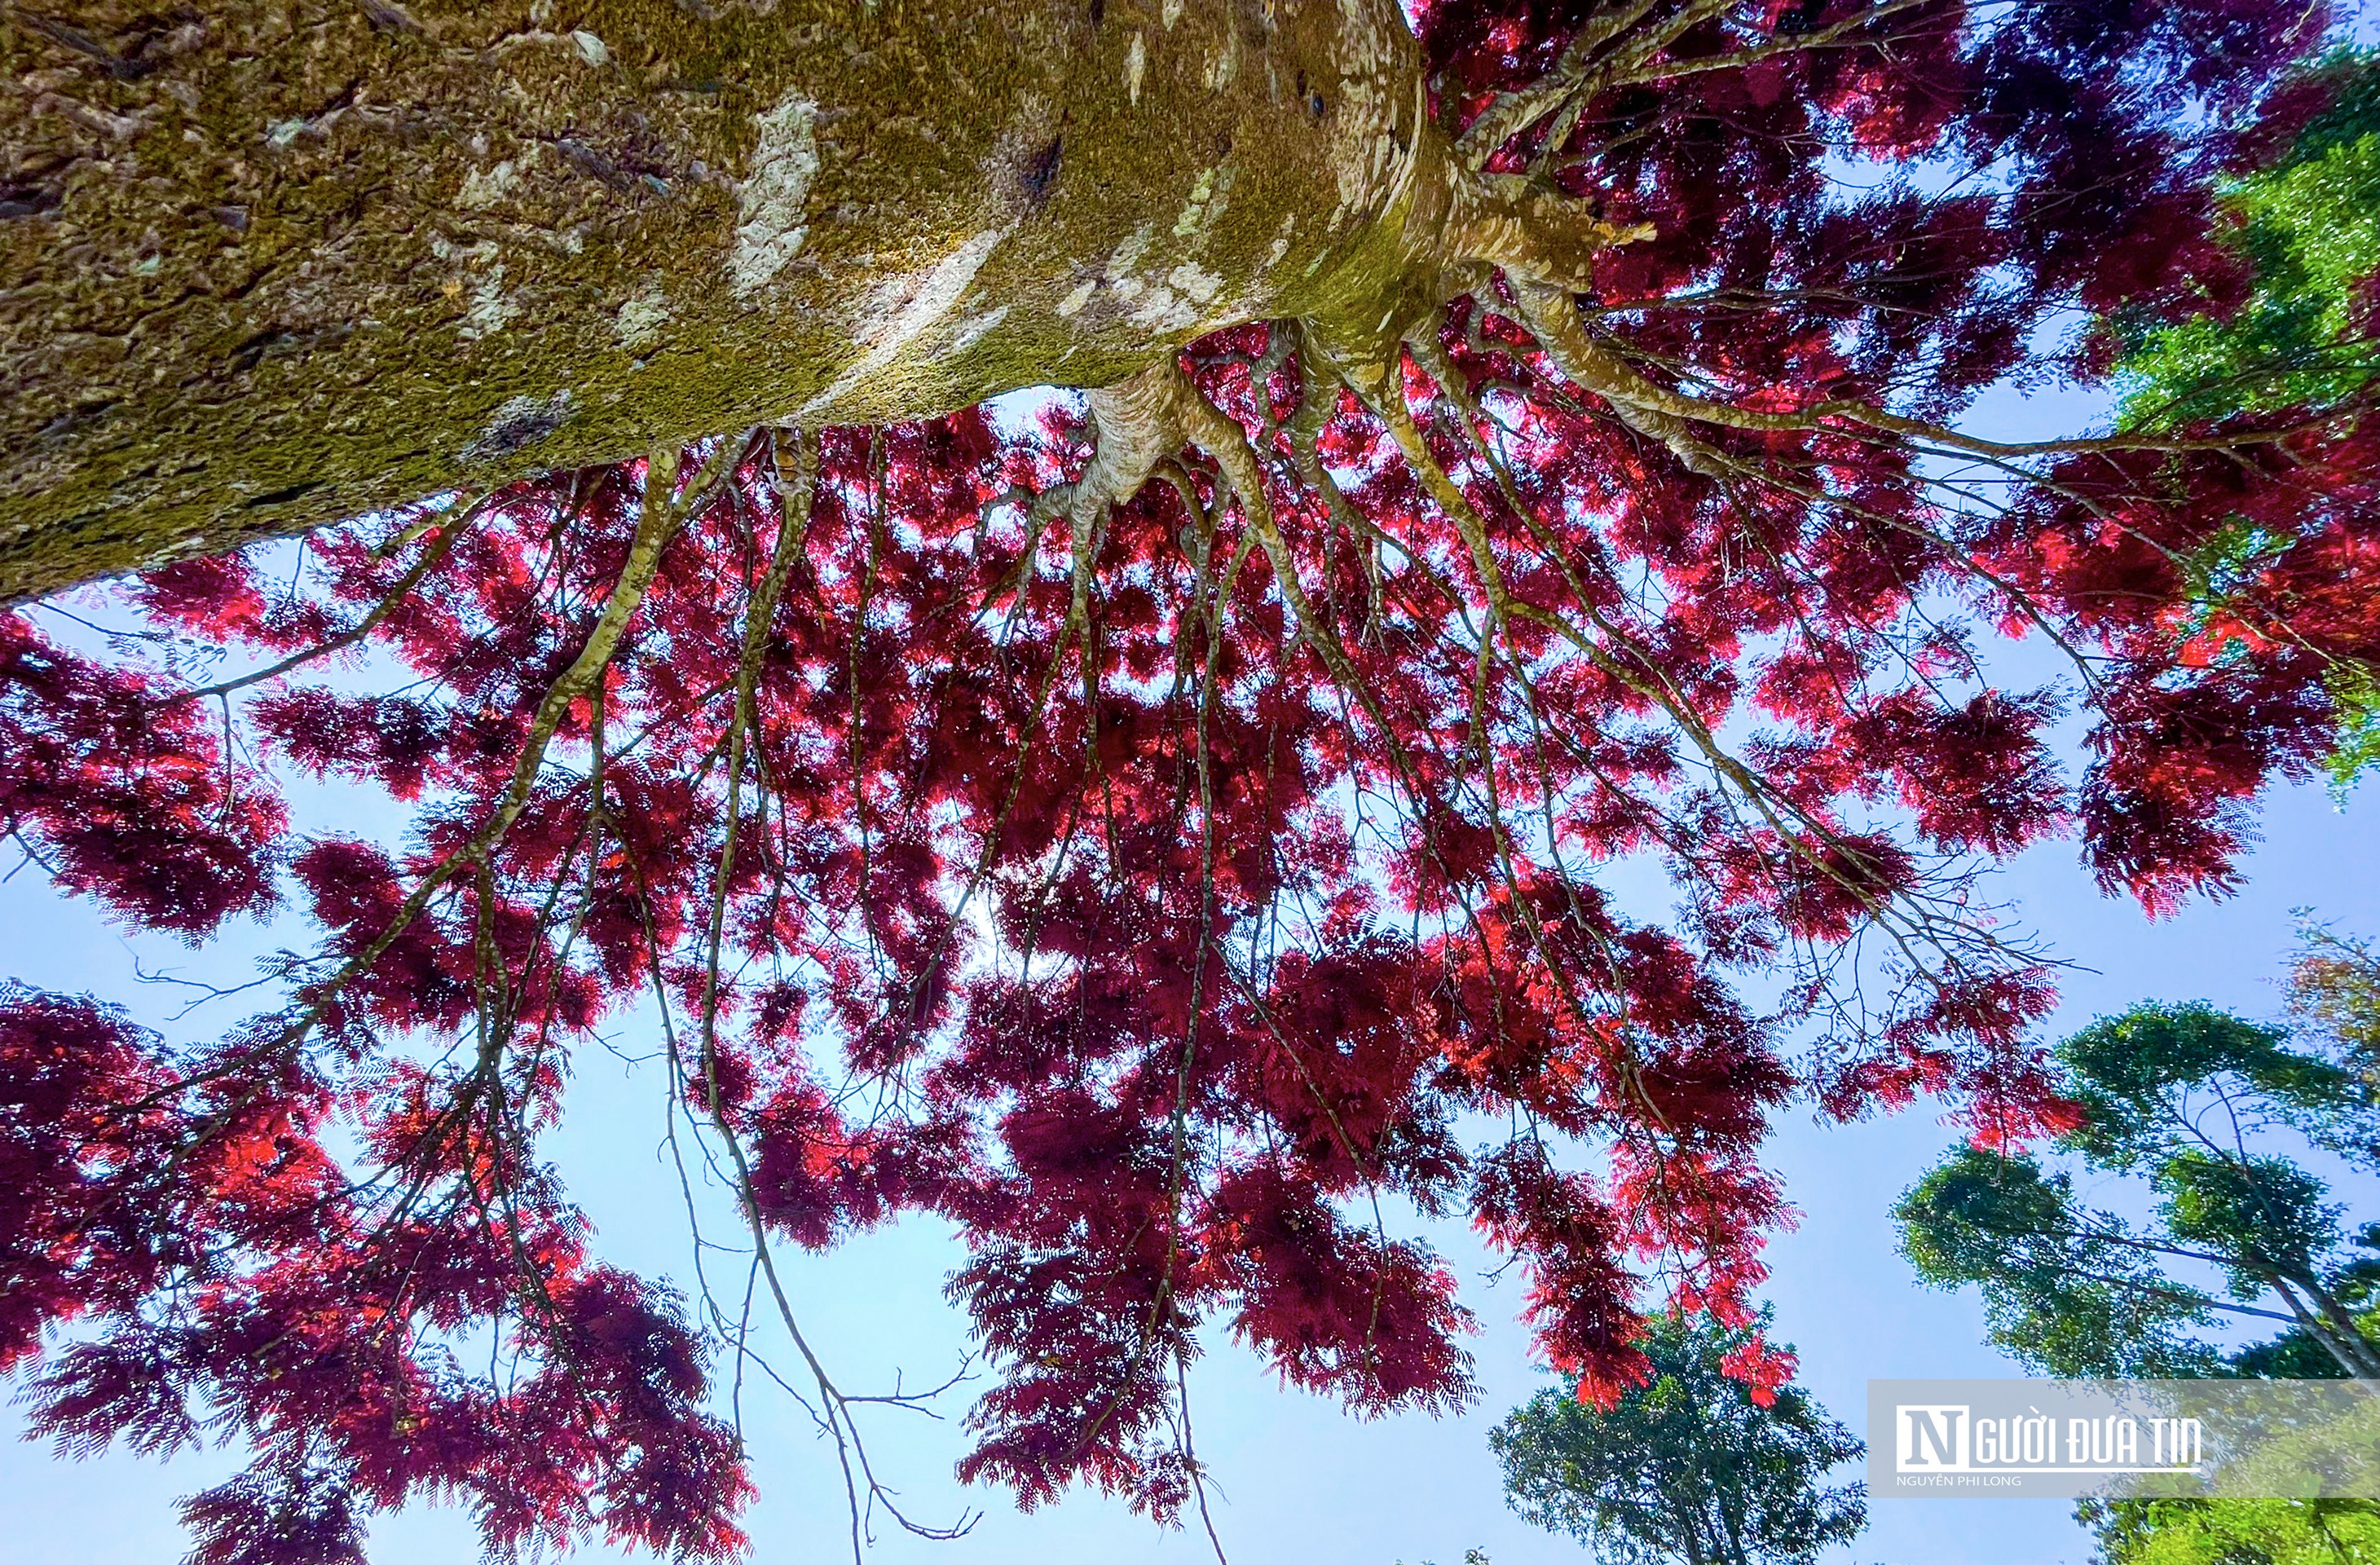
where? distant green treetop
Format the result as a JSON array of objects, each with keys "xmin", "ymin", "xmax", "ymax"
[
  {"xmin": 2118, "ymin": 48, "xmax": 2380, "ymax": 430},
  {"xmin": 1897, "ymin": 994, "xmax": 2380, "ymax": 1382},
  {"xmin": 2112, "ymin": 49, "xmax": 2380, "ymax": 796},
  {"xmin": 1491, "ymin": 1309, "xmax": 1865, "ymax": 1565}
]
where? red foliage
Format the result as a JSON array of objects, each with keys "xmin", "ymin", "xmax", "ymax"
[{"xmin": 3, "ymin": 3, "xmax": 2372, "ymax": 1560}]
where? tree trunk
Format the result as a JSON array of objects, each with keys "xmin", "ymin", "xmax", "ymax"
[
  {"xmin": 2286, "ymin": 1271, "xmax": 2380, "ymax": 1381},
  {"xmin": 2264, "ymin": 1269, "xmax": 2380, "ymax": 1381},
  {"xmin": 1, "ymin": 0, "xmax": 1457, "ymax": 602}
]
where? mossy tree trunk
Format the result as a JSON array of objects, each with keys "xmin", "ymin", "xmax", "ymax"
[{"xmin": 2, "ymin": 0, "xmax": 1537, "ymax": 601}]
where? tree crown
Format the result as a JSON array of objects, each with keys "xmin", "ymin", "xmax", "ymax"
[
  {"xmin": 1491, "ymin": 1307, "xmax": 1866, "ymax": 1565},
  {"xmin": 4, "ymin": 0, "xmax": 2378, "ymax": 1560}
]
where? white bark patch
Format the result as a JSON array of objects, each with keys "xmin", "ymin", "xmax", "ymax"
[
  {"xmin": 1126, "ymin": 280, "xmax": 1197, "ymax": 333},
  {"xmin": 1056, "ymin": 280, "xmax": 1097, "ymax": 318},
  {"xmin": 1166, "ymin": 261, "xmax": 1222, "ymax": 305},
  {"xmin": 1106, "ymin": 224, "xmax": 1154, "ymax": 282},
  {"xmin": 948, "ymin": 304, "xmax": 1011, "ymax": 356},
  {"xmin": 429, "ymin": 232, "xmax": 498, "ymax": 263},
  {"xmin": 612, "ymin": 287, "xmax": 672, "ymax": 352},
  {"xmin": 461, "ymin": 267, "xmax": 518, "ymax": 340},
  {"xmin": 456, "ymin": 158, "xmax": 522, "ymax": 210},
  {"xmin": 730, "ymin": 92, "xmax": 820, "ymax": 298},
  {"xmin": 1125, "ymin": 33, "xmax": 1147, "ymax": 107},
  {"xmin": 1172, "ymin": 166, "xmax": 1219, "ymax": 237},
  {"xmin": 803, "ymin": 228, "xmax": 1009, "ymax": 414},
  {"xmin": 1204, "ymin": 32, "xmax": 1239, "ymax": 91},
  {"xmin": 1263, "ymin": 213, "xmax": 1296, "ymax": 271},
  {"xmin": 1161, "ymin": 0, "xmax": 1183, "ymax": 24}
]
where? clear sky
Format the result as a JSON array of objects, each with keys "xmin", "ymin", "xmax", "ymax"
[{"xmin": 7, "ymin": 390, "xmax": 2379, "ymax": 1565}]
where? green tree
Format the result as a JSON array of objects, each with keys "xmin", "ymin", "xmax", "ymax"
[
  {"xmin": 2113, "ymin": 48, "xmax": 2380, "ymax": 794},
  {"xmin": 2078, "ymin": 1497, "xmax": 2380, "ymax": 1565},
  {"xmin": 2288, "ymin": 917, "xmax": 2380, "ymax": 1108},
  {"xmin": 1900, "ymin": 990, "xmax": 2380, "ymax": 1564},
  {"xmin": 1490, "ymin": 1310, "xmax": 1865, "ymax": 1565},
  {"xmin": 2117, "ymin": 46, "xmax": 2380, "ymax": 428},
  {"xmin": 1897, "ymin": 1002, "xmax": 2380, "ymax": 1380},
  {"xmin": 1895, "ymin": 1146, "xmax": 2228, "ymax": 1377}
]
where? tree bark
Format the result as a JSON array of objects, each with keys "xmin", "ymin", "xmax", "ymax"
[{"xmin": 1, "ymin": 0, "xmax": 1457, "ymax": 601}]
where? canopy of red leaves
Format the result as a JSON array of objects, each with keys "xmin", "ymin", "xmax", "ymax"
[{"xmin": 3, "ymin": 1, "xmax": 2374, "ymax": 1560}]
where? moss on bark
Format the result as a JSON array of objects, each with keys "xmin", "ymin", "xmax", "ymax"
[{"xmin": 2, "ymin": 0, "xmax": 1443, "ymax": 601}]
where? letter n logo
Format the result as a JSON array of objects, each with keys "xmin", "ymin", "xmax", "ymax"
[{"xmin": 1897, "ymin": 1404, "xmax": 1969, "ymax": 1471}]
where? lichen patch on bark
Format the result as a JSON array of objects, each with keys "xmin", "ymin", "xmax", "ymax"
[
  {"xmin": 803, "ymin": 226, "xmax": 1012, "ymax": 416},
  {"xmin": 729, "ymin": 91, "xmax": 820, "ymax": 297},
  {"xmin": 612, "ymin": 288, "xmax": 674, "ymax": 351}
]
